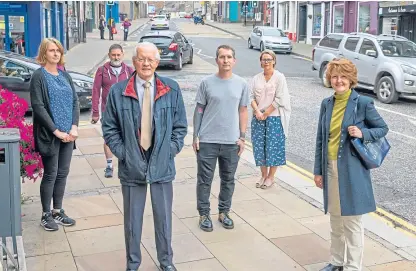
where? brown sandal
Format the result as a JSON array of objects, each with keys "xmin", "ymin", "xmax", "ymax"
[
  {"xmin": 261, "ymin": 178, "xmax": 274, "ymax": 189},
  {"xmin": 256, "ymin": 177, "xmax": 265, "ymax": 188}
]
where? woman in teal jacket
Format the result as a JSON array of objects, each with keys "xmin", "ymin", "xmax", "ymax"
[{"xmin": 314, "ymin": 58, "xmax": 388, "ymax": 271}]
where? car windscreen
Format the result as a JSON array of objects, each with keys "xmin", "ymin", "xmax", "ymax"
[
  {"xmin": 263, "ymin": 29, "xmax": 286, "ymax": 37},
  {"xmin": 153, "ymin": 16, "xmax": 166, "ymax": 20},
  {"xmin": 379, "ymin": 40, "xmax": 416, "ymax": 57},
  {"xmin": 140, "ymin": 36, "xmax": 173, "ymax": 46}
]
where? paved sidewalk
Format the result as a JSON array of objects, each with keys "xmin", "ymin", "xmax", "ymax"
[
  {"xmin": 20, "ymin": 121, "xmax": 416, "ymax": 271},
  {"xmin": 205, "ymin": 21, "xmax": 313, "ymax": 59},
  {"xmin": 64, "ymin": 18, "xmax": 149, "ymax": 75}
]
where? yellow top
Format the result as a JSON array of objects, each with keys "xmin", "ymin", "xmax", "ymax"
[{"xmin": 328, "ymin": 89, "xmax": 351, "ymax": 160}]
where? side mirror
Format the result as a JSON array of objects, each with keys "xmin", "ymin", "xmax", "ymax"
[
  {"xmin": 366, "ymin": 50, "xmax": 377, "ymax": 58},
  {"xmin": 21, "ymin": 72, "xmax": 31, "ymax": 81},
  {"xmin": 257, "ymin": 32, "xmax": 262, "ymax": 36}
]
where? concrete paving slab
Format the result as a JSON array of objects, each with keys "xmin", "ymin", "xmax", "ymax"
[
  {"xmin": 175, "ymin": 258, "xmax": 227, "ymax": 271},
  {"xmin": 271, "ymin": 233, "xmax": 330, "ymax": 265},
  {"xmin": 64, "ymin": 213, "xmax": 124, "ymax": 233},
  {"xmin": 63, "ymin": 194, "xmax": 120, "ymax": 219},
  {"xmin": 368, "ymin": 260, "xmax": 416, "ymax": 271},
  {"xmin": 26, "ymin": 252, "xmax": 77, "ymax": 271}
]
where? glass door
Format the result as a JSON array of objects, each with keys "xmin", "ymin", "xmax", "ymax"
[
  {"xmin": 0, "ymin": 15, "xmax": 5, "ymax": 51},
  {"xmin": 0, "ymin": 14, "xmax": 27, "ymax": 56}
]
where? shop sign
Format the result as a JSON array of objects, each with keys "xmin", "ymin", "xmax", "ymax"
[{"xmin": 380, "ymin": 4, "xmax": 416, "ymax": 15}]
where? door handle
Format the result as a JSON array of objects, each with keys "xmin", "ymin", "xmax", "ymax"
[
  {"xmin": 354, "ymin": 57, "xmax": 359, "ymax": 60},
  {"xmin": 338, "ymin": 53, "xmax": 344, "ymax": 56}
]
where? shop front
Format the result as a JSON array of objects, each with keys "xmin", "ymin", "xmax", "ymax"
[
  {"xmin": 0, "ymin": 2, "xmax": 65, "ymax": 57},
  {"xmin": 379, "ymin": 4, "xmax": 416, "ymax": 42}
]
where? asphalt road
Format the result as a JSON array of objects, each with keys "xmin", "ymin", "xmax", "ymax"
[{"xmin": 79, "ymin": 19, "xmax": 416, "ymax": 225}]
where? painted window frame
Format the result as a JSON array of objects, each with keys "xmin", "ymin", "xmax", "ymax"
[
  {"xmin": 357, "ymin": 1, "xmax": 372, "ymax": 33},
  {"xmin": 312, "ymin": 3, "xmax": 323, "ymax": 38},
  {"xmin": 332, "ymin": 3, "xmax": 345, "ymax": 34}
]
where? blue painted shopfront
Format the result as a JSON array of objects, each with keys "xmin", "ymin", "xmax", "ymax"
[
  {"xmin": 106, "ymin": 2, "xmax": 120, "ymax": 23},
  {"xmin": 0, "ymin": 1, "xmax": 65, "ymax": 57},
  {"xmin": 229, "ymin": 1, "xmax": 239, "ymax": 22}
]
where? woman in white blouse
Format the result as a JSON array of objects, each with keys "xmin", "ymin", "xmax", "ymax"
[{"xmin": 250, "ymin": 50, "xmax": 291, "ymax": 189}]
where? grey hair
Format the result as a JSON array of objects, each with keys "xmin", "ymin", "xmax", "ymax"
[{"xmin": 135, "ymin": 42, "xmax": 161, "ymax": 60}]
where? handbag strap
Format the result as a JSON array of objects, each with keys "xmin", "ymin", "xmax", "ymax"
[{"xmin": 352, "ymin": 93, "xmax": 360, "ymax": 125}]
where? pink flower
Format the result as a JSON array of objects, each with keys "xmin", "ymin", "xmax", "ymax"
[{"xmin": 0, "ymin": 86, "xmax": 43, "ymax": 182}]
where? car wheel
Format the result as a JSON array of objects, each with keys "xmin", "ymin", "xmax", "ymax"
[
  {"xmin": 320, "ymin": 63, "xmax": 331, "ymax": 88},
  {"xmin": 260, "ymin": 42, "xmax": 264, "ymax": 52},
  {"xmin": 248, "ymin": 39, "xmax": 253, "ymax": 49},
  {"xmin": 376, "ymin": 76, "xmax": 399, "ymax": 104},
  {"xmin": 175, "ymin": 54, "xmax": 183, "ymax": 70},
  {"xmin": 188, "ymin": 51, "xmax": 193, "ymax": 64}
]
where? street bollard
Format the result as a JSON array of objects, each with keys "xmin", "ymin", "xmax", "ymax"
[{"xmin": 0, "ymin": 128, "xmax": 26, "ymax": 270}]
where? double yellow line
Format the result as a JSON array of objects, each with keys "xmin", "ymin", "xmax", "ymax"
[{"xmin": 245, "ymin": 141, "xmax": 416, "ymax": 237}]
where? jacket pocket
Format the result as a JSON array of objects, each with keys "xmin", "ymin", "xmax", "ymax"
[{"xmin": 39, "ymin": 127, "xmax": 52, "ymax": 143}]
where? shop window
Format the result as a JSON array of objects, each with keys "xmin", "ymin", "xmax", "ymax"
[
  {"xmin": 333, "ymin": 4, "xmax": 344, "ymax": 33},
  {"xmin": 281, "ymin": 3, "xmax": 289, "ymax": 30},
  {"xmin": 358, "ymin": 3, "xmax": 371, "ymax": 33},
  {"xmin": 359, "ymin": 39, "xmax": 377, "ymax": 56},
  {"xmin": 313, "ymin": 4, "xmax": 322, "ymax": 36},
  {"xmin": 344, "ymin": 37, "xmax": 360, "ymax": 52},
  {"xmin": 382, "ymin": 17, "xmax": 398, "ymax": 35}
]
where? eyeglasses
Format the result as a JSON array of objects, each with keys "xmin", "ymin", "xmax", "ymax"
[
  {"xmin": 261, "ymin": 59, "xmax": 274, "ymax": 63},
  {"xmin": 134, "ymin": 57, "xmax": 157, "ymax": 64}
]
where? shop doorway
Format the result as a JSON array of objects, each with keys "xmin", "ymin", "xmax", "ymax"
[
  {"xmin": 0, "ymin": 13, "xmax": 27, "ymax": 56},
  {"xmin": 400, "ymin": 15, "xmax": 416, "ymax": 42},
  {"xmin": 298, "ymin": 5, "xmax": 307, "ymax": 42}
]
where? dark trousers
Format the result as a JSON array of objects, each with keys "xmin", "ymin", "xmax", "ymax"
[
  {"xmin": 40, "ymin": 141, "xmax": 74, "ymax": 213},
  {"xmin": 123, "ymin": 30, "xmax": 128, "ymax": 41},
  {"xmin": 100, "ymin": 28, "xmax": 104, "ymax": 39},
  {"xmin": 196, "ymin": 143, "xmax": 240, "ymax": 216},
  {"xmin": 122, "ymin": 182, "xmax": 173, "ymax": 270}
]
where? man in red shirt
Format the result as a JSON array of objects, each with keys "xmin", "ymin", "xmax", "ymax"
[{"xmin": 91, "ymin": 44, "xmax": 133, "ymax": 177}]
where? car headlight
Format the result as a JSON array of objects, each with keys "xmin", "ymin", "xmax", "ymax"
[
  {"xmin": 73, "ymin": 79, "xmax": 93, "ymax": 89},
  {"xmin": 401, "ymin": 65, "xmax": 416, "ymax": 76}
]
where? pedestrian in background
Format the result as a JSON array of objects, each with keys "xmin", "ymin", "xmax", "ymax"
[
  {"xmin": 30, "ymin": 38, "xmax": 80, "ymax": 231},
  {"xmin": 91, "ymin": 44, "xmax": 133, "ymax": 178},
  {"xmin": 314, "ymin": 58, "xmax": 388, "ymax": 271},
  {"xmin": 108, "ymin": 17, "xmax": 115, "ymax": 40},
  {"xmin": 122, "ymin": 18, "xmax": 132, "ymax": 41},
  {"xmin": 250, "ymin": 50, "xmax": 291, "ymax": 189},
  {"xmin": 99, "ymin": 15, "xmax": 106, "ymax": 40},
  {"xmin": 102, "ymin": 42, "xmax": 187, "ymax": 271},
  {"xmin": 193, "ymin": 45, "xmax": 249, "ymax": 232}
]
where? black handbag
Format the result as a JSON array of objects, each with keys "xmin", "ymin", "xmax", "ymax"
[{"xmin": 350, "ymin": 96, "xmax": 390, "ymax": 169}]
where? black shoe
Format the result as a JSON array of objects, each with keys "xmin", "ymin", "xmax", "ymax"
[
  {"xmin": 40, "ymin": 212, "xmax": 59, "ymax": 231},
  {"xmin": 104, "ymin": 166, "xmax": 113, "ymax": 178},
  {"xmin": 218, "ymin": 212, "xmax": 234, "ymax": 229},
  {"xmin": 199, "ymin": 215, "xmax": 213, "ymax": 232},
  {"xmin": 319, "ymin": 264, "xmax": 343, "ymax": 271},
  {"xmin": 52, "ymin": 209, "xmax": 76, "ymax": 226},
  {"xmin": 160, "ymin": 265, "xmax": 177, "ymax": 271}
]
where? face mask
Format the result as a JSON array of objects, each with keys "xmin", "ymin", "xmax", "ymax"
[{"xmin": 110, "ymin": 60, "xmax": 122, "ymax": 67}]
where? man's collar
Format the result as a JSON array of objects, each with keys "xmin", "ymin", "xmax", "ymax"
[{"xmin": 136, "ymin": 74, "xmax": 155, "ymax": 86}]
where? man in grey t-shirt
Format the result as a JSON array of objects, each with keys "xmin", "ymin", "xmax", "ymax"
[{"xmin": 193, "ymin": 45, "xmax": 249, "ymax": 232}]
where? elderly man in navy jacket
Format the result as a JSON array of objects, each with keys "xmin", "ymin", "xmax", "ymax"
[{"xmin": 102, "ymin": 42, "xmax": 187, "ymax": 271}]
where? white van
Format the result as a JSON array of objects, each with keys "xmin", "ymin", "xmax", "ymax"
[{"xmin": 179, "ymin": 12, "xmax": 186, "ymax": 18}]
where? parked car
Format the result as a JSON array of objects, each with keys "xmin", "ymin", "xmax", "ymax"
[
  {"xmin": 139, "ymin": 31, "xmax": 193, "ymax": 70},
  {"xmin": 184, "ymin": 13, "xmax": 192, "ymax": 19},
  {"xmin": 248, "ymin": 26, "xmax": 292, "ymax": 54},
  {"xmin": 0, "ymin": 50, "xmax": 93, "ymax": 111},
  {"xmin": 151, "ymin": 15, "xmax": 170, "ymax": 30},
  {"xmin": 312, "ymin": 32, "xmax": 416, "ymax": 103},
  {"xmin": 179, "ymin": 12, "xmax": 186, "ymax": 18}
]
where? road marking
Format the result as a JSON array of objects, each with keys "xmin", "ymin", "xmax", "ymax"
[
  {"xmin": 293, "ymin": 55, "xmax": 312, "ymax": 62},
  {"xmin": 389, "ymin": 129, "xmax": 416, "ymax": 141},
  {"xmin": 375, "ymin": 106, "xmax": 416, "ymax": 120},
  {"xmin": 409, "ymin": 118, "xmax": 416, "ymax": 126}
]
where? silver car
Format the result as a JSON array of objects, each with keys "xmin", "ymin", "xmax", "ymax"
[
  {"xmin": 248, "ymin": 26, "xmax": 292, "ymax": 53},
  {"xmin": 312, "ymin": 32, "xmax": 416, "ymax": 103}
]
